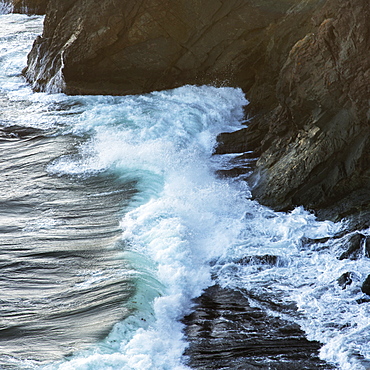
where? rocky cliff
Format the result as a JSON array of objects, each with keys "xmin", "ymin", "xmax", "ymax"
[
  {"xmin": 257, "ymin": 0, "xmax": 370, "ymax": 220},
  {"xmin": 24, "ymin": 0, "xmax": 370, "ymax": 220},
  {"xmin": 24, "ymin": 0, "xmax": 298, "ymax": 95}
]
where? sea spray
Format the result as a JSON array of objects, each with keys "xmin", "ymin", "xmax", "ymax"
[{"xmin": 44, "ymin": 86, "xmax": 249, "ymax": 369}]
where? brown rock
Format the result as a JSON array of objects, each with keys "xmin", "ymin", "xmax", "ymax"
[{"xmin": 23, "ymin": 0, "xmax": 297, "ymax": 95}]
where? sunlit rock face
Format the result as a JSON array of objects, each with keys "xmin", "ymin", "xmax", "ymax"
[{"xmin": 23, "ymin": 0, "xmax": 298, "ymax": 95}]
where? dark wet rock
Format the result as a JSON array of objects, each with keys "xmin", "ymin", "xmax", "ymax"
[
  {"xmin": 215, "ymin": 166, "xmax": 252, "ymax": 179},
  {"xmin": 215, "ymin": 153, "xmax": 257, "ymax": 179},
  {"xmin": 236, "ymin": 254, "xmax": 279, "ymax": 266},
  {"xmin": 361, "ymin": 275, "xmax": 370, "ymax": 296},
  {"xmin": 337, "ymin": 272, "xmax": 353, "ymax": 290},
  {"xmin": 365, "ymin": 236, "xmax": 370, "ymax": 258},
  {"xmin": 299, "ymin": 236, "xmax": 331, "ymax": 251},
  {"xmin": 184, "ymin": 285, "xmax": 334, "ymax": 369},
  {"xmin": 338, "ymin": 233, "xmax": 366, "ymax": 261},
  {"xmin": 215, "ymin": 128, "xmax": 253, "ymax": 155},
  {"xmin": 301, "ymin": 231, "xmax": 370, "ymax": 260},
  {"xmin": 11, "ymin": 0, "xmax": 48, "ymax": 14}
]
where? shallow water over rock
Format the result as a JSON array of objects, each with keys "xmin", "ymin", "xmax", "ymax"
[{"xmin": 184, "ymin": 285, "xmax": 334, "ymax": 370}]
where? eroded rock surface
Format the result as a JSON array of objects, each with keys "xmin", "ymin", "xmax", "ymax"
[
  {"xmin": 184, "ymin": 285, "xmax": 334, "ymax": 369},
  {"xmin": 250, "ymin": 0, "xmax": 370, "ymax": 217},
  {"xmin": 24, "ymin": 0, "xmax": 297, "ymax": 94},
  {"xmin": 219, "ymin": 0, "xmax": 370, "ymax": 220}
]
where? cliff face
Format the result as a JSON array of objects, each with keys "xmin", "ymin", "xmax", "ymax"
[
  {"xmin": 245, "ymin": 0, "xmax": 370, "ymax": 219},
  {"xmin": 24, "ymin": 0, "xmax": 370, "ymax": 220},
  {"xmin": 24, "ymin": 0, "xmax": 297, "ymax": 94}
]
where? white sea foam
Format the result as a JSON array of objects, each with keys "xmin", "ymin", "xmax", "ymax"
[
  {"xmin": 44, "ymin": 85, "xmax": 249, "ymax": 369},
  {"xmin": 45, "ymin": 84, "xmax": 370, "ymax": 370}
]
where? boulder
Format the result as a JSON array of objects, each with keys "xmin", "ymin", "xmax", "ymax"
[
  {"xmin": 338, "ymin": 233, "xmax": 366, "ymax": 261},
  {"xmin": 361, "ymin": 275, "xmax": 370, "ymax": 296},
  {"xmin": 337, "ymin": 272, "xmax": 353, "ymax": 290}
]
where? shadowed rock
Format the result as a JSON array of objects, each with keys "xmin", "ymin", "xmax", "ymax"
[
  {"xmin": 337, "ymin": 272, "xmax": 353, "ymax": 290},
  {"xmin": 361, "ymin": 275, "xmax": 370, "ymax": 296},
  {"xmin": 23, "ymin": 0, "xmax": 299, "ymax": 95},
  {"xmin": 338, "ymin": 233, "xmax": 366, "ymax": 261}
]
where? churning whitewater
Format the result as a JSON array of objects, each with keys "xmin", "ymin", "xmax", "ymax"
[{"xmin": 1, "ymin": 12, "xmax": 370, "ymax": 370}]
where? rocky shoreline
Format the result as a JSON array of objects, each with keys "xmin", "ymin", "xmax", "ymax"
[
  {"xmin": 7, "ymin": 0, "xmax": 370, "ymax": 368},
  {"xmin": 12, "ymin": 0, "xmax": 370, "ymax": 223},
  {"xmin": 183, "ymin": 285, "xmax": 334, "ymax": 370}
]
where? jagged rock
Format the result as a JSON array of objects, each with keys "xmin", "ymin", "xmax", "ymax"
[
  {"xmin": 338, "ymin": 233, "xmax": 366, "ymax": 260},
  {"xmin": 23, "ymin": 0, "xmax": 298, "ymax": 95},
  {"xmin": 361, "ymin": 275, "xmax": 370, "ymax": 296},
  {"xmin": 11, "ymin": 0, "xmax": 48, "ymax": 14},
  {"xmin": 337, "ymin": 272, "xmax": 353, "ymax": 290},
  {"xmin": 299, "ymin": 236, "xmax": 331, "ymax": 251},
  {"xmin": 236, "ymin": 254, "xmax": 279, "ymax": 266},
  {"xmin": 247, "ymin": 0, "xmax": 370, "ymax": 217}
]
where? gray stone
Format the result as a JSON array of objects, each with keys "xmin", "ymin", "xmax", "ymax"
[{"xmin": 361, "ymin": 275, "xmax": 370, "ymax": 296}]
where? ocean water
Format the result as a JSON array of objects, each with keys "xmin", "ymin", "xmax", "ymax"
[{"xmin": 1, "ymin": 12, "xmax": 370, "ymax": 370}]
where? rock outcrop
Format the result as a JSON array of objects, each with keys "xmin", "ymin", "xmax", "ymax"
[
  {"xmin": 246, "ymin": 0, "xmax": 370, "ymax": 219},
  {"xmin": 24, "ymin": 0, "xmax": 370, "ymax": 220},
  {"xmin": 23, "ymin": 0, "xmax": 298, "ymax": 94},
  {"xmin": 217, "ymin": 0, "xmax": 370, "ymax": 220},
  {"xmin": 184, "ymin": 285, "xmax": 334, "ymax": 369}
]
